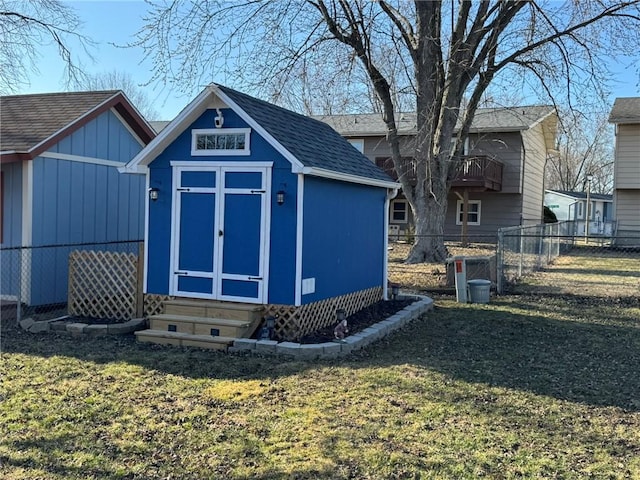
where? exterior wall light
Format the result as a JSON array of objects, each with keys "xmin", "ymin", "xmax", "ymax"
[
  {"xmin": 277, "ymin": 190, "xmax": 285, "ymax": 205},
  {"xmin": 149, "ymin": 187, "xmax": 159, "ymax": 202}
]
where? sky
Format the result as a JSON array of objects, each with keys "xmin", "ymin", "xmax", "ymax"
[{"xmin": 15, "ymin": 0, "xmax": 640, "ymax": 121}]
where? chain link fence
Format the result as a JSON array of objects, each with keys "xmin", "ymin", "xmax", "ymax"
[
  {"xmin": 388, "ymin": 224, "xmax": 640, "ymax": 295},
  {"xmin": 1, "ymin": 240, "xmax": 142, "ymax": 325}
]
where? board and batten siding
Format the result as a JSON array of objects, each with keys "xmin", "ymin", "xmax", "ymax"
[
  {"xmin": 0, "ymin": 162, "xmax": 24, "ymax": 300},
  {"xmin": 31, "ymin": 109, "xmax": 146, "ymax": 246},
  {"xmin": 26, "ymin": 109, "xmax": 145, "ymax": 305},
  {"xmin": 0, "ymin": 161, "xmax": 23, "ymax": 247},
  {"xmin": 301, "ymin": 176, "xmax": 386, "ymax": 304},
  {"xmin": 145, "ymin": 108, "xmax": 299, "ymax": 305}
]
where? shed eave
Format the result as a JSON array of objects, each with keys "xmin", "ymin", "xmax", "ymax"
[{"xmin": 300, "ymin": 166, "xmax": 400, "ymax": 189}]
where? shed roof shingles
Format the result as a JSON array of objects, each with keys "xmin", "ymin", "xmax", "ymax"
[
  {"xmin": 217, "ymin": 85, "xmax": 393, "ymax": 182},
  {"xmin": 0, "ymin": 91, "xmax": 119, "ymax": 152}
]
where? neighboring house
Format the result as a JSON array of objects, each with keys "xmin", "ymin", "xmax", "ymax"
[
  {"xmin": 316, "ymin": 106, "xmax": 558, "ymax": 239},
  {"xmin": 608, "ymin": 97, "xmax": 640, "ymax": 244},
  {"xmin": 544, "ymin": 189, "xmax": 614, "ymax": 235},
  {"xmin": 0, "ymin": 91, "xmax": 155, "ymax": 306},
  {"xmin": 120, "ymin": 84, "xmax": 398, "ymax": 340}
]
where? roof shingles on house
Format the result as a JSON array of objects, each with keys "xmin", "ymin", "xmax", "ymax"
[
  {"xmin": 0, "ymin": 91, "xmax": 154, "ymax": 161},
  {"xmin": 314, "ymin": 105, "xmax": 556, "ymax": 137},
  {"xmin": 608, "ymin": 97, "xmax": 640, "ymax": 123}
]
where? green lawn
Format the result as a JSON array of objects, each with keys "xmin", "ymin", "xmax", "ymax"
[{"xmin": 2, "ymin": 253, "xmax": 639, "ymax": 479}]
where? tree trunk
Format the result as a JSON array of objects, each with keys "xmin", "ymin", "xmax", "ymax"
[{"xmin": 405, "ymin": 186, "xmax": 449, "ymax": 264}]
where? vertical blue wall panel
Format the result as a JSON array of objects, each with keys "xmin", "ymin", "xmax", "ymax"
[
  {"xmin": 301, "ymin": 176, "xmax": 386, "ymax": 304},
  {"xmin": 0, "ymin": 162, "xmax": 23, "ymax": 247},
  {"xmin": 0, "ymin": 162, "xmax": 23, "ymax": 299},
  {"xmin": 25, "ymin": 108, "xmax": 146, "ymax": 305}
]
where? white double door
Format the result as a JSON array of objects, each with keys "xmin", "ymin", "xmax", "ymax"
[{"xmin": 169, "ymin": 163, "xmax": 271, "ymax": 304}]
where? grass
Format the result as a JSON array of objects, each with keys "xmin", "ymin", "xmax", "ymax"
[{"xmin": 1, "ymin": 250, "xmax": 639, "ymax": 479}]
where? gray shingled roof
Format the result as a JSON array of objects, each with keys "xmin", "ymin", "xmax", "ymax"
[
  {"xmin": 608, "ymin": 97, "xmax": 640, "ymax": 123},
  {"xmin": 217, "ymin": 85, "xmax": 393, "ymax": 182},
  {"xmin": 315, "ymin": 105, "xmax": 555, "ymax": 137},
  {"xmin": 0, "ymin": 91, "xmax": 120, "ymax": 152}
]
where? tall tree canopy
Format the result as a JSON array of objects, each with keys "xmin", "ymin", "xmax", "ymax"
[
  {"xmin": 0, "ymin": 0, "xmax": 91, "ymax": 93},
  {"xmin": 136, "ymin": 0, "xmax": 640, "ymax": 262}
]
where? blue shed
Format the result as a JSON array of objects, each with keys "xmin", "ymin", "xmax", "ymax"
[
  {"xmin": 122, "ymin": 84, "xmax": 399, "ymax": 342},
  {"xmin": 1, "ymin": 91, "xmax": 155, "ymax": 308}
]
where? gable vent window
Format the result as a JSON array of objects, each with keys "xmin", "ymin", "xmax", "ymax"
[{"xmin": 191, "ymin": 128, "xmax": 251, "ymax": 156}]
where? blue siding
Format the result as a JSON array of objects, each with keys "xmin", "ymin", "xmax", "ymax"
[
  {"xmin": 301, "ymin": 176, "xmax": 386, "ymax": 304},
  {"xmin": 146, "ymin": 108, "xmax": 298, "ymax": 304},
  {"xmin": 1, "ymin": 162, "xmax": 23, "ymax": 247},
  {"xmin": 25, "ymin": 109, "xmax": 146, "ymax": 305},
  {"xmin": 1, "ymin": 163, "xmax": 24, "ymax": 299}
]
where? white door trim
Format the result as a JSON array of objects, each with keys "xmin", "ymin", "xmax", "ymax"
[{"xmin": 169, "ymin": 163, "xmax": 271, "ymax": 303}]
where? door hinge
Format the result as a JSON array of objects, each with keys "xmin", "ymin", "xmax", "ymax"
[
  {"xmin": 248, "ymin": 276, "xmax": 263, "ymax": 280},
  {"xmin": 176, "ymin": 188, "xmax": 191, "ymax": 192},
  {"xmin": 250, "ymin": 189, "xmax": 266, "ymax": 194},
  {"xmin": 174, "ymin": 271, "xmax": 188, "ymax": 275}
]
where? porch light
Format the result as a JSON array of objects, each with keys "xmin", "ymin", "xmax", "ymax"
[
  {"xmin": 277, "ymin": 190, "xmax": 285, "ymax": 205},
  {"xmin": 148, "ymin": 187, "xmax": 159, "ymax": 202}
]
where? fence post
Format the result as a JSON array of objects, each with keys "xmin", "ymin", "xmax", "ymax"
[
  {"xmin": 496, "ymin": 229, "xmax": 504, "ymax": 294},
  {"xmin": 136, "ymin": 242, "xmax": 144, "ymax": 318}
]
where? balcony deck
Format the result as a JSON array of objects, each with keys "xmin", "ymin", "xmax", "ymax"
[{"xmin": 375, "ymin": 155, "xmax": 503, "ymax": 192}]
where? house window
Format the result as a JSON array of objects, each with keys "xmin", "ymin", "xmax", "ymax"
[
  {"xmin": 456, "ymin": 200, "xmax": 481, "ymax": 225},
  {"xmin": 348, "ymin": 139, "xmax": 365, "ymax": 153},
  {"xmin": 577, "ymin": 202, "xmax": 583, "ymax": 218},
  {"xmin": 191, "ymin": 128, "xmax": 251, "ymax": 156},
  {"xmin": 391, "ymin": 200, "xmax": 408, "ymax": 223}
]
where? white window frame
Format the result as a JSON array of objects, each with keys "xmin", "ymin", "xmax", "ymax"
[
  {"xmin": 456, "ymin": 200, "xmax": 481, "ymax": 226},
  {"xmin": 391, "ymin": 199, "xmax": 409, "ymax": 224},
  {"xmin": 191, "ymin": 128, "xmax": 251, "ymax": 156},
  {"xmin": 348, "ymin": 138, "xmax": 365, "ymax": 153}
]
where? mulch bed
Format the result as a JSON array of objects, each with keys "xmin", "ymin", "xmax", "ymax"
[{"xmin": 298, "ymin": 298, "xmax": 415, "ymax": 344}]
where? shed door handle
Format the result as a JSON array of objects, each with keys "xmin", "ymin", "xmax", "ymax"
[{"xmin": 219, "ymin": 230, "xmax": 223, "ymax": 237}]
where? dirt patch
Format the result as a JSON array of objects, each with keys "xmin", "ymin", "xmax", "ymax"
[{"xmin": 298, "ymin": 298, "xmax": 415, "ymax": 344}]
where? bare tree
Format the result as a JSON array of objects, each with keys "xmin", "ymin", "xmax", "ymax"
[
  {"xmin": 546, "ymin": 113, "xmax": 614, "ymax": 194},
  {"xmin": 0, "ymin": 0, "xmax": 92, "ymax": 94},
  {"xmin": 135, "ymin": 0, "xmax": 640, "ymax": 262},
  {"xmin": 75, "ymin": 69, "xmax": 159, "ymax": 120}
]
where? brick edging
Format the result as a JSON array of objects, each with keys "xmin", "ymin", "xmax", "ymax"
[
  {"xmin": 228, "ymin": 295, "xmax": 434, "ymax": 359},
  {"xmin": 19, "ymin": 317, "xmax": 148, "ymax": 336}
]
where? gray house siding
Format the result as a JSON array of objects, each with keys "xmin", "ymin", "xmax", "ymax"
[
  {"xmin": 613, "ymin": 123, "xmax": 640, "ymax": 239},
  {"xmin": 520, "ymin": 124, "xmax": 548, "ymax": 225}
]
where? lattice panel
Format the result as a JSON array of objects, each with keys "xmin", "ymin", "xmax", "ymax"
[
  {"xmin": 144, "ymin": 294, "xmax": 174, "ymax": 317},
  {"xmin": 68, "ymin": 250, "xmax": 138, "ymax": 321},
  {"xmin": 266, "ymin": 286, "xmax": 383, "ymax": 341}
]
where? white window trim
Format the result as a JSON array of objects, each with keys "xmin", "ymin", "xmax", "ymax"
[
  {"xmin": 456, "ymin": 200, "xmax": 481, "ymax": 226},
  {"xmin": 191, "ymin": 128, "xmax": 251, "ymax": 156},
  {"xmin": 390, "ymin": 199, "xmax": 409, "ymax": 224}
]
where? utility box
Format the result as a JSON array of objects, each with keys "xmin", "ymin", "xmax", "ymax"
[{"xmin": 446, "ymin": 255, "xmax": 496, "ymax": 286}]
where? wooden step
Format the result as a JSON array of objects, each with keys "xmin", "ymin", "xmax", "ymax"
[
  {"xmin": 149, "ymin": 314, "xmax": 252, "ymax": 338},
  {"xmin": 134, "ymin": 330, "xmax": 234, "ymax": 351},
  {"xmin": 163, "ymin": 299, "xmax": 264, "ymax": 321}
]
